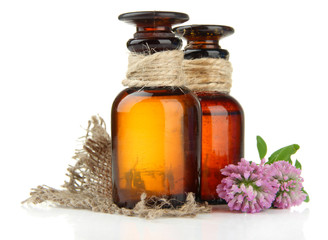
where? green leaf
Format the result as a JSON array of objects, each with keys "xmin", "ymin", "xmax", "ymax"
[
  {"xmin": 302, "ymin": 188, "xmax": 310, "ymax": 202},
  {"xmin": 256, "ymin": 136, "xmax": 267, "ymax": 160},
  {"xmin": 267, "ymin": 144, "xmax": 300, "ymax": 165},
  {"xmin": 295, "ymin": 159, "xmax": 302, "ymax": 170}
]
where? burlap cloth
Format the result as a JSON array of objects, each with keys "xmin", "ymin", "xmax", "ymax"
[
  {"xmin": 23, "ymin": 116, "xmax": 211, "ymax": 219},
  {"xmin": 23, "ymin": 51, "xmax": 233, "ymax": 218}
]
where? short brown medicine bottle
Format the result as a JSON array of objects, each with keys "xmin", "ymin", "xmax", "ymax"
[
  {"xmin": 111, "ymin": 12, "xmax": 201, "ymax": 209},
  {"xmin": 175, "ymin": 25, "xmax": 245, "ymax": 204}
]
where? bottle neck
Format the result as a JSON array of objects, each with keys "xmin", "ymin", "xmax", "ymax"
[
  {"xmin": 127, "ymin": 25, "xmax": 182, "ymax": 53},
  {"xmin": 187, "ymin": 40, "xmax": 220, "ymax": 49},
  {"xmin": 134, "ymin": 25, "xmax": 174, "ymax": 38},
  {"xmin": 184, "ymin": 47, "xmax": 229, "ymax": 60},
  {"xmin": 183, "ymin": 39, "xmax": 229, "ymax": 60}
]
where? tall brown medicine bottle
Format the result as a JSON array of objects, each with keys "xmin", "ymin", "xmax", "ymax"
[
  {"xmin": 111, "ymin": 12, "xmax": 201, "ymax": 209},
  {"xmin": 175, "ymin": 25, "xmax": 244, "ymax": 204}
]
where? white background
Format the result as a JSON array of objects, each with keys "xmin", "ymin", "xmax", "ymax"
[{"xmin": 1, "ymin": 0, "xmax": 327, "ymax": 239}]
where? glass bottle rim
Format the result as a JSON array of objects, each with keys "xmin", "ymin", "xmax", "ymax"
[
  {"xmin": 119, "ymin": 11, "xmax": 189, "ymax": 25},
  {"xmin": 174, "ymin": 25, "xmax": 234, "ymax": 39}
]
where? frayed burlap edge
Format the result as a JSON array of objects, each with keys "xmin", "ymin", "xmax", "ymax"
[{"xmin": 22, "ymin": 116, "xmax": 211, "ymax": 219}]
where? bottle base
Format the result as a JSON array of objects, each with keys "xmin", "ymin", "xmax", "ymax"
[
  {"xmin": 200, "ymin": 198, "xmax": 227, "ymax": 205},
  {"xmin": 114, "ymin": 193, "xmax": 190, "ymax": 209}
]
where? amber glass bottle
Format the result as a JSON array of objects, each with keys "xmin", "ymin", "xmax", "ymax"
[
  {"xmin": 175, "ymin": 25, "xmax": 244, "ymax": 204},
  {"xmin": 111, "ymin": 12, "xmax": 201, "ymax": 209}
]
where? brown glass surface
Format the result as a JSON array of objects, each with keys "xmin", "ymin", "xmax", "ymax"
[
  {"xmin": 111, "ymin": 87, "xmax": 201, "ymax": 208},
  {"xmin": 174, "ymin": 25, "xmax": 234, "ymax": 59},
  {"xmin": 112, "ymin": 12, "xmax": 200, "ymax": 209},
  {"xmin": 174, "ymin": 25, "xmax": 244, "ymax": 204},
  {"xmin": 118, "ymin": 11, "xmax": 189, "ymax": 25},
  {"xmin": 174, "ymin": 25, "xmax": 234, "ymax": 39},
  {"xmin": 196, "ymin": 92, "xmax": 244, "ymax": 204},
  {"xmin": 119, "ymin": 11, "xmax": 189, "ymax": 53}
]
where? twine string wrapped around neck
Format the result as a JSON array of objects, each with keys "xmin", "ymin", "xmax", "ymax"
[
  {"xmin": 123, "ymin": 50, "xmax": 233, "ymax": 92},
  {"xmin": 122, "ymin": 50, "xmax": 185, "ymax": 87},
  {"xmin": 182, "ymin": 57, "xmax": 233, "ymax": 92}
]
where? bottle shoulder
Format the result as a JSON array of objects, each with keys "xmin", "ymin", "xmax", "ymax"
[
  {"xmin": 112, "ymin": 87, "xmax": 201, "ymax": 112},
  {"xmin": 113, "ymin": 86, "xmax": 200, "ymax": 99},
  {"xmin": 195, "ymin": 91, "xmax": 244, "ymax": 114}
]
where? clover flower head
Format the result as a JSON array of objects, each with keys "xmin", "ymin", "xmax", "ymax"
[
  {"xmin": 216, "ymin": 158, "xmax": 279, "ymax": 213},
  {"xmin": 270, "ymin": 161, "xmax": 307, "ymax": 209}
]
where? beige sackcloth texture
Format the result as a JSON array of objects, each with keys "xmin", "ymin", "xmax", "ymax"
[
  {"xmin": 23, "ymin": 116, "xmax": 211, "ymax": 219},
  {"xmin": 23, "ymin": 51, "xmax": 233, "ymax": 218}
]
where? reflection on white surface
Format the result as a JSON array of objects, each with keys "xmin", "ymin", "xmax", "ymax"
[
  {"xmin": 17, "ymin": 204, "xmax": 313, "ymax": 240},
  {"xmin": 207, "ymin": 206, "xmax": 309, "ymax": 240}
]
